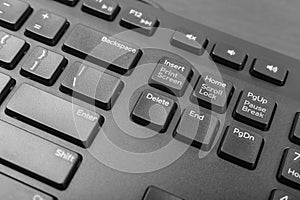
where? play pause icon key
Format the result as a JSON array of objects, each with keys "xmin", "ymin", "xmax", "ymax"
[{"xmin": 82, "ymin": 0, "xmax": 120, "ymax": 21}]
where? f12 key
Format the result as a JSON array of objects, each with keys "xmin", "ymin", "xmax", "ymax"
[{"xmin": 121, "ymin": 8, "xmax": 159, "ymax": 36}]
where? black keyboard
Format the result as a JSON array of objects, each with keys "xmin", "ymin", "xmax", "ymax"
[{"xmin": 0, "ymin": 0, "xmax": 300, "ymax": 199}]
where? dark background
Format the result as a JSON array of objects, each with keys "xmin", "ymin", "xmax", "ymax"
[{"xmin": 159, "ymin": 0, "xmax": 300, "ymax": 60}]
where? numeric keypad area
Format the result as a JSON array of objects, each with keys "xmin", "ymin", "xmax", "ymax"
[{"xmin": 278, "ymin": 149, "xmax": 300, "ymax": 190}]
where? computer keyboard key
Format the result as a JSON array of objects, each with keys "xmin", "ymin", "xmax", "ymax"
[
  {"xmin": 149, "ymin": 57, "xmax": 192, "ymax": 97},
  {"xmin": 218, "ymin": 125, "xmax": 263, "ymax": 170},
  {"xmin": 25, "ymin": 9, "xmax": 69, "ymax": 46},
  {"xmin": 270, "ymin": 190, "xmax": 299, "ymax": 200},
  {"xmin": 290, "ymin": 113, "xmax": 300, "ymax": 145},
  {"xmin": 131, "ymin": 89, "xmax": 176, "ymax": 132},
  {"xmin": 6, "ymin": 84, "xmax": 103, "ymax": 148},
  {"xmin": 0, "ymin": 174, "xmax": 55, "ymax": 200},
  {"xmin": 142, "ymin": 186, "xmax": 184, "ymax": 200},
  {"xmin": 233, "ymin": 89, "xmax": 276, "ymax": 131},
  {"xmin": 0, "ymin": 120, "xmax": 81, "ymax": 189},
  {"xmin": 0, "ymin": 31, "xmax": 29, "ymax": 69},
  {"xmin": 61, "ymin": 62, "xmax": 124, "ymax": 110},
  {"xmin": 174, "ymin": 106, "xmax": 219, "ymax": 151},
  {"xmin": 250, "ymin": 58, "xmax": 288, "ymax": 86},
  {"xmin": 0, "ymin": 0, "xmax": 32, "ymax": 31},
  {"xmin": 211, "ymin": 43, "xmax": 247, "ymax": 70},
  {"xmin": 0, "ymin": 73, "xmax": 14, "ymax": 103},
  {"xmin": 191, "ymin": 73, "xmax": 233, "ymax": 113},
  {"xmin": 82, "ymin": 0, "xmax": 120, "ymax": 21},
  {"xmin": 278, "ymin": 148, "xmax": 300, "ymax": 190},
  {"xmin": 120, "ymin": 8, "xmax": 159, "ymax": 36},
  {"xmin": 21, "ymin": 47, "xmax": 67, "ymax": 86},
  {"xmin": 54, "ymin": 0, "xmax": 79, "ymax": 6},
  {"xmin": 63, "ymin": 24, "xmax": 142, "ymax": 75},
  {"xmin": 171, "ymin": 30, "xmax": 208, "ymax": 55}
]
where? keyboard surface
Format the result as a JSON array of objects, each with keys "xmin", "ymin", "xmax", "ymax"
[{"xmin": 0, "ymin": 0, "xmax": 300, "ymax": 199}]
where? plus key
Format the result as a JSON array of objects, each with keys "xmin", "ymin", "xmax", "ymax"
[{"xmin": 25, "ymin": 10, "xmax": 69, "ymax": 46}]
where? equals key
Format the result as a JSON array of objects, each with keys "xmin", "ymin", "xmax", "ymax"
[{"xmin": 21, "ymin": 46, "xmax": 67, "ymax": 85}]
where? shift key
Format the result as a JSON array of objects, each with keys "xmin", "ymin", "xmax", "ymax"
[
  {"xmin": 0, "ymin": 120, "xmax": 81, "ymax": 190},
  {"xmin": 6, "ymin": 84, "xmax": 103, "ymax": 148}
]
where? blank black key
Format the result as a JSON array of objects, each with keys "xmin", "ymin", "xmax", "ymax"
[
  {"xmin": 21, "ymin": 47, "xmax": 67, "ymax": 85},
  {"xmin": 120, "ymin": 8, "xmax": 159, "ymax": 36},
  {"xmin": 142, "ymin": 186, "xmax": 184, "ymax": 200},
  {"xmin": 250, "ymin": 58, "xmax": 288, "ymax": 86},
  {"xmin": 0, "ymin": 174, "xmax": 55, "ymax": 200},
  {"xmin": 218, "ymin": 125, "xmax": 264, "ymax": 170},
  {"xmin": 233, "ymin": 89, "xmax": 276, "ymax": 131},
  {"xmin": 82, "ymin": 0, "xmax": 120, "ymax": 21},
  {"xmin": 61, "ymin": 62, "xmax": 124, "ymax": 110},
  {"xmin": 149, "ymin": 57, "xmax": 192, "ymax": 97},
  {"xmin": 170, "ymin": 30, "xmax": 208, "ymax": 55},
  {"xmin": 0, "ymin": 0, "xmax": 32, "ymax": 31},
  {"xmin": 290, "ymin": 113, "xmax": 300, "ymax": 145},
  {"xmin": 0, "ymin": 31, "xmax": 29, "ymax": 69},
  {"xmin": 63, "ymin": 24, "xmax": 142, "ymax": 74},
  {"xmin": 6, "ymin": 84, "xmax": 103, "ymax": 148},
  {"xmin": 278, "ymin": 148, "xmax": 300, "ymax": 190},
  {"xmin": 174, "ymin": 106, "xmax": 219, "ymax": 151},
  {"xmin": 25, "ymin": 9, "xmax": 69, "ymax": 46},
  {"xmin": 211, "ymin": 42, "xmax": 247, "ymax": 70},
  {"xmin": 191, "ymin": 73, "xmax": 233, "ymax": 113},
  {"xmin": 0, "ymin": 120, "xmax": 81, "ymax": 189},
  {"xmin": 54, "ymin": 0, "xmax": 79, "ymax": 6},
  {"xmin": 131, "ymin": 89, "xmax": 176, "ymax": 132},
  {"xmin": 0, "ymin": 72, "xmax": 14, "ymax": 103},
  {"xmin": 270, "ymin": 190, "xmax": 299, "ymax": 200}
]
